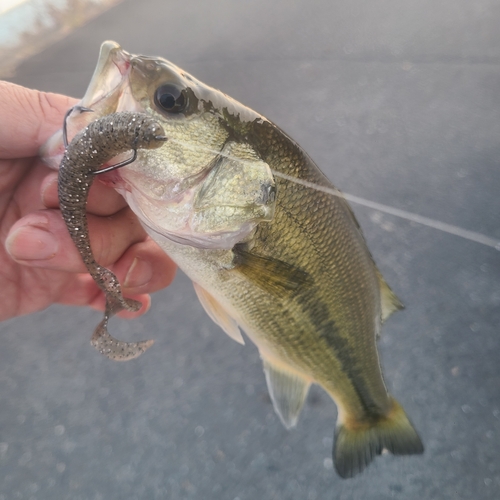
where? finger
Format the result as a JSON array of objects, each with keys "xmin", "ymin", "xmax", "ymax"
[
  {"xmin": 5, "ymin": 207, "xmax": 147, "ymax": 271},
  {"xmin": 0, "ymin": 82, "xmax": 76, "ymax": 158},
  {"xmin": 114, "ymin": 239, "xmax": 177, "ymax": 294},
  {"xmin": 40, "ymin": 172, "xmax": 59, "ymax": 207},
  {"xmin": 56, "ymin": 241, "xmax": 176, "ymax": 306},
  {"xmin": 11, "ymin": 161, "xmax": 53, "ymax": 215},
  {"xmin": 88, "ymin": 292, "xmax": 152, "ymax": 319},
  {"xmin": 41, "ymin": 171, "xmax": 128, "ymax": 215},
  {"xmin": 58, "ymin": 274, "xmax": 152, "ymax": 319}
]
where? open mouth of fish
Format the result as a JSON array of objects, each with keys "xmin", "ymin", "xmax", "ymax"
[{"xmin": 41, "ymin": 41, "xmax": 142, "ymax": 172}]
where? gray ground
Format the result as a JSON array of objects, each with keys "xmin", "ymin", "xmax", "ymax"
[{"xmin": 2, "ymin": 0, "xmax": 500, "ymax": 498}]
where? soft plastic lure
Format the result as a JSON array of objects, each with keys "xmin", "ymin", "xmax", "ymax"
[{"xmin": 58, "ymin": 110, "xmax": 167, "ymax": 360}]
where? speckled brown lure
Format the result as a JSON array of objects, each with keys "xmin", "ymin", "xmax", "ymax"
[{"xmin": 58, "ymin": 111, "xmax": 167, "ymax": 360}]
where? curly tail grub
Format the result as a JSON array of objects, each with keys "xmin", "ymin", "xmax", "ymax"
[{"xmin": 58, "ymin": 111, "xmax": 167, "ymax": 360}]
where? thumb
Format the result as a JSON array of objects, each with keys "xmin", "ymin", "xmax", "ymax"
[{"xmin": 0, "ymin": 81, "xmax": 76, "ymax": 159}]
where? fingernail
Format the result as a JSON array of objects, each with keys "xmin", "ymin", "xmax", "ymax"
[
  {"xmin": 124, "ymin": 258, "xmax": 153, "ymax": 288},
  {"xmin": 6, "ymin": 222, "xmax": 58, "ymax": 261},
  {"xmin": 41, "ymin": 173, "xmax": 58, "ymax": 207}
]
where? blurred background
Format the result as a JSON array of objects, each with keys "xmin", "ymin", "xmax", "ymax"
[{"xmin": 1, "ymin": 0, "xmax": 500, "ymax": 498}]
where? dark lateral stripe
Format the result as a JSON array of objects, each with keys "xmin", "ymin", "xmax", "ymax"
[{"xmin": 296, "ymin": 292, "xmax": 384, "ymax": 419}]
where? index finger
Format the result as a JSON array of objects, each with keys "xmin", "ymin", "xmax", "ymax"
[{"xmin": 0, "ymin": 81, "xmax": 76, "ymax": 159}]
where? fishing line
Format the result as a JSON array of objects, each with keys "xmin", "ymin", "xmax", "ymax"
[
  {"xmin": 168, "ymin": 138, "xmax": 500, "ymax": 251},
  {"xmin": 271, "ymin": 171, "xmax": 500, "ymax": 250}
]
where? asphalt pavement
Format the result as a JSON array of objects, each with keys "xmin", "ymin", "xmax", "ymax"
[{"xmin": 2, "ymin": 0, "xmax": 500, "ymax": 498}]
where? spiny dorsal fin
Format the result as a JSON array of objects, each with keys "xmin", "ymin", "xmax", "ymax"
[
  {"xmin": 261, "ymin": 356, "xmax": 311, "ymax": 429},
  {"xmin": 233, "ymin": 246, "xmax": 312, "ymax": 298},
  {"xmin": 376, "ymin": 270, "xmax": 404, "ymax": 323},
  {"xmin": 193, "ymin": 282, "xmax": 245, "ymax": 345}
]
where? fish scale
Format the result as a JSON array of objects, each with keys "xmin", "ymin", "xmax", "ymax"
[{"xmin": 232, "ymin": 149, "xmax": 385, "ymax": 415}]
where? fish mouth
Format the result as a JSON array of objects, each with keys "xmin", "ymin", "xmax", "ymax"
[
  {"xmin": 81, "ymin": 40, "xmax": 132, "ymax": 111},
  {"xmin": 40, "ymin": 41, "xmax": 135, "ymax": 168}
]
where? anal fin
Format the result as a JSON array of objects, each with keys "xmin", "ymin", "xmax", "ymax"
[
  {"xmin": 193, "ymin": 282, "xmax": 245, "ymax": 345},
  {"xmin": 262, "ymin": 356, "xmax": 311, "ymax": 429}
]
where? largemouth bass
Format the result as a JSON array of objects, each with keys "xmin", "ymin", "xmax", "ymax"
[{"xmin": 43, "ymin": 41, "xmax": 423, "ymax": 478}]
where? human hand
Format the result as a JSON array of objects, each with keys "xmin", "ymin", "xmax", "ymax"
[{"xmin": 0, "ymin": 81, "xmax": 176, "ymax": 322}]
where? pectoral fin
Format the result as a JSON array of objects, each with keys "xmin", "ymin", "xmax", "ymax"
[
  {"xmin": 193, "ymin": 282, "xmax": 245, "ymax": 345},
  {"xmin": 261, "ymin": 356, "xmax": 311, "ymax": 429},
  {"xmin": 233, "ymin": 246, "xmax": 312, "ymax": 298}
]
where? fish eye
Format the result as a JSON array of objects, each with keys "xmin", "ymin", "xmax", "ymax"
[{"xmin": 154, "ymin": 84, "xmax": 187, "ymax": 113}]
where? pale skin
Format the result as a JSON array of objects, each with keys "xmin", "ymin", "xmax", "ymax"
[{"xmin": 0, "ymin": 81, "xmax": 177, "ymax": 321}]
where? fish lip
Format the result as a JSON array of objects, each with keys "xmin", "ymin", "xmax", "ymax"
[
  {"xmin": 40, "ymin": 42, "xmax": 141, "ymax": 169},
  {"xmin": 81, "ymin": 40, "xmax": 132, "ymax": 110}
]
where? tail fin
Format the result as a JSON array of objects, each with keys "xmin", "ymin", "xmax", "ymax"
[{"xmin": 333, "ymin": 397, "xmax": 423, "ymax": 478}]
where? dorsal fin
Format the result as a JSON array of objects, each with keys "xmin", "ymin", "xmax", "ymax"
[
  {"xmin": 193, "ymin": 282, "xmax": 245, "ymax": 345},
  {"xmin": 376, "ymin": 270, "xmax": 404, "ymax": 323},
  {"xmin": 261, "ymin": 355, "xmax": 311, "ymax": 429}
]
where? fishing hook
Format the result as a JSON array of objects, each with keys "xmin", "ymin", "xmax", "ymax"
[
  {"xmin": 62, "ymin": 105, "xmax": 94, "ymax": 147},
  {"xmin": 92, "ymin": 148, "xmax": 138, "ymax": 175},
  {"xmin": 92, "ymin": 133, "xmax": 167, "ymax": 175},
  {"xmin": 63, "ymin": 106, "xmax": 167, "ymax": 175}
]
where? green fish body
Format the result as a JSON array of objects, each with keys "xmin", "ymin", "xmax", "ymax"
[{"xmin": 46, "ymin": 41, "xmax": 423, "ymax": 478}]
